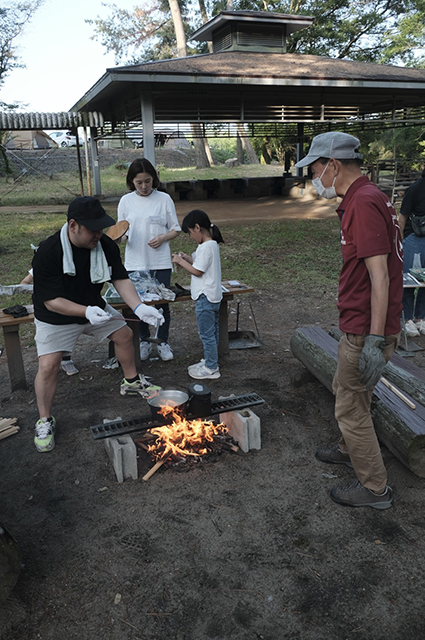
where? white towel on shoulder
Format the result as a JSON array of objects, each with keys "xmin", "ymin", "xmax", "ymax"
[{"xmin": 60, "ymin": 222, "xmax": 110, "ymax": 284}]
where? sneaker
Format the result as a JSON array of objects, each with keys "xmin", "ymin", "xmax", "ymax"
[
  {"xmin": 157, "ymin": 342, "xmax": 174, "ymax": 361},
  {"xmin": 102, "ymin": 356, "xmax": 120, "ymax": 370},
  {"xmin": 139, "ymin": 341, "xmax": 152, "ymax": 361},
  {"xmin": 34, "ymin": 416, "xmax": 56, "ymax": 453},
  {"xmin": 188, "ymin": 362, "xmax": 220, "ymax": 380},
  {"xmin": 61, "ymin": 360, "xmax": 79, "ymax": 376},
  {"xmin": 120, "ymin": 374, "xmax": 161, "ymax": 398},
  {"xmin": 330, "ymin": 479, "xmax": 393, "ymax": 509},
  {"xmin": 405, "ymin": 319, "xmax": 420, "ymax": 337},
  {"xmin": 315, "ymin": 445, "xmax": 353, "ymax": 468},
  {"xmin": 416, "ymin": 320, "xmax": 425, "ymax": 335}
]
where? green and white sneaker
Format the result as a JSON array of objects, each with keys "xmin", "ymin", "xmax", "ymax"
[
  {"xmin": 120, "ymin": 374, "xmax": 161, "ymax": 398},
  {"xmin": 34, "ymin": 416, "xmax": 56, "ymax": 453}
]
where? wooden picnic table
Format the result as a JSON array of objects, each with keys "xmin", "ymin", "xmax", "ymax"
[{"xmin": 0, "ymin": 281, "xmax": 254, "ymax": 391}]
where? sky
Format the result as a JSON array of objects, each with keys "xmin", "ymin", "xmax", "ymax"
[{"xmin": 0, "ymin": 0, "xmax": 131, "ymax": 113}]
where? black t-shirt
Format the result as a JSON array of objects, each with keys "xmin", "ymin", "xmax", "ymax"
[
  {"xmin": 400, "ymin": 177, "xmax": 425, "ymax": 239},
  {"xmin": 32, "ymin": 231, "xmax": 128, "ymax": 325}
]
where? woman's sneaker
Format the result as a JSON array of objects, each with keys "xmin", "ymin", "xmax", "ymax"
[
  {"xmin": 61, "ymin": 359, "xmax": 79, "ymax": 376},
  {"xmin": 157, "ymin": 342, "xmax": 174, "ymax": 361},
  {"xmin": 139, "ymin": 341, "xmax": 152, "ymax": 361},
  {"xmin": 34, "ymin": 416, "xmax": 56, "ymax": 453},
  {"xmin": 188, "ymin": 362, "xmax": 220, "ymax": 380},
  {"xmin": 416, "ymin": 320, "xmax": 425, "ymax": 335},
  {"xmin": 405, "ymin": 319, "xmax": 420, "ymax": 337}
]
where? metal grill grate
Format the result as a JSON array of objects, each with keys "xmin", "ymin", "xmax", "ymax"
[{"xmin": 90, "ymin": 393, "xmax": 264, "ymax": 440}]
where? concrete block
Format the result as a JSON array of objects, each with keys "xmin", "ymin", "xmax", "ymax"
[
  {"xmin": 104, "ymin": 435, "xmax": 138, "ymax": 483},
  {"xmin": 219, "ymin": 408, "xmax": 261, "ymax": 453}
]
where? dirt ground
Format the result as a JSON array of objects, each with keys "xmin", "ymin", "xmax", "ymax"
[{"xmin": 2, "ymin": 198, "xmax": 425, "ymax": 640}]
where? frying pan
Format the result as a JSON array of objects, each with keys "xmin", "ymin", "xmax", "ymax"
[{"xmin": 106, "ymin": 220, "xmax": 129, "ymax": 241}]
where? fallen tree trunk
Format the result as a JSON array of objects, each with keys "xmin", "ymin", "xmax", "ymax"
[
  {"xmin": 328, "ymin": 326, "xmax": 425, "ymax": 408},
  {"xmin": 290, "ymin": 326, "xmax": 425, "ymax": 478}
]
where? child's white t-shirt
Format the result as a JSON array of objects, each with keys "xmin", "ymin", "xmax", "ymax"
[
  {"xmin": 191, "ymin": 240, "xmax": 222, "ymax": 303},
  {"xmin": 117, "ymin": 190, "xmax": 181, "ymax": 271}
]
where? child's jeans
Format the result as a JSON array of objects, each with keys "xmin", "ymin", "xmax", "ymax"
[{"xmin": 195, "ymin": 294, "xmax": 220, "ymax": 370}]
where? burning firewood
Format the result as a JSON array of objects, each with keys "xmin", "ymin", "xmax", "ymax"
[{"xmin": 138, "ymin": 404, "xmax": 238, "ymax": 480}]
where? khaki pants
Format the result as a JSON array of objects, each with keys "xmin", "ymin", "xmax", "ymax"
[{"xmin": 332, "ymin": 332, "xmax": 400, "ymax": 493}]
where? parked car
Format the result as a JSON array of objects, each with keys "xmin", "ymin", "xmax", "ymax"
[{"xmin": 48, "ymin": 131, "xmax": 84, "ymax": 147}]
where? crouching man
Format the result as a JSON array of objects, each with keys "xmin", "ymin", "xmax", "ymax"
[{"xmin": 32, "ymin": 196, "xmax": 163, "ymax": 453}]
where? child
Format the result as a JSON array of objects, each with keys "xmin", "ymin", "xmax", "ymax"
[{"xmin": 172, "ymin": 210, "xmax": 224, "ymax": 380}]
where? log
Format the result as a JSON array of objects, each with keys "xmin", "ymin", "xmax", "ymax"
[
  {"xmin": 329, "ymin": 327, "xmax": 425, "ymax": 409},
  {"xmin": 290, "ymin": 326, "xmax": 425, "ymax": 477}
]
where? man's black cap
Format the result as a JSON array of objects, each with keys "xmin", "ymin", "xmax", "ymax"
[{"xmin": 67, "ymin": 196, "xmax": 116, "ymax": 231}]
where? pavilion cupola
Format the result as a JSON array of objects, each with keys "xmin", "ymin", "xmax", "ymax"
[{"xmin": 190, "ymin": 10, "xmax": 314, "ymax": 54}]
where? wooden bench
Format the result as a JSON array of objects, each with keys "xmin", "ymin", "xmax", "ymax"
[{"xmin": 0, "ymin": 282, "xmax": 254, "ymax": 392}]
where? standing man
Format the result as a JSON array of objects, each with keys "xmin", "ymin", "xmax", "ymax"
[
  {"xmin": 398, "ymin": 168, "xmax": 425, "ymax": 337},
  {"xmin": 32, "ymin": 196, "xmax": 164, "ymax": 453},
  {"xmin": 295, "ymin": 132, "xmax": 403, "ymax": 509}
]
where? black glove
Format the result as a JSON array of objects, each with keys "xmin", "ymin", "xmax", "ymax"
[
  {"xmin": 2, "ymin": 304, "xmax": 29, "ymax": 318},
  {"xmin": 359, "ymin": 334, "xmax": 386, "ymax": 390}
]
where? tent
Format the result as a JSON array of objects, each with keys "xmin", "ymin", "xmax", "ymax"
[{"xmin": 5, "ymin": 130, "xmax": 56, "ymax": 150}]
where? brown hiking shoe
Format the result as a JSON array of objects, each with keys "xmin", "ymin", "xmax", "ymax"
[
  {"xmin": 315, "ymin": 445, "xmax": 353, "ymax": 468},
  {"xmin": 330, "ymin": 480, "xmax": 393, "ymax": 510}
]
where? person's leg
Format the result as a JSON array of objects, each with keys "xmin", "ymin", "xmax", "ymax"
[
  {"xmin": 109, "ymin": 325, "xmax": 138, "ymax": 380},
  {"xmin": 195, "ymin": 295, "xmax": 220, "ymax": 371},
  {"xmin": 152, "ymin": 269, "xmax": 171, "ymax": 343},
  {"xmin": 35, "ymin": 352, "xmax": 62, "ymax": 418},
  {"xmin": 33, "ymin": 320, "xmax": 81, "ymax": 452},
  {"xmin": 333, "ymin": 332, "xmax": 398, "ymax": 493},
  {"xmin": 402, "ymin": 235, "xmax": 416, "ymax": 320}
]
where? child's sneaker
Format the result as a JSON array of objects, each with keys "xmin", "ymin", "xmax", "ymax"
[
  {"xmin": 34, "ymin": 416, "xmax": 56, "ymax": 453},
  {"xmin": 188, "ymin": 362, "xmax": 220, "ymax": 380},
  {"xmin": 120, "ymin": 374, "xmax": 161, "ymax": 397}
]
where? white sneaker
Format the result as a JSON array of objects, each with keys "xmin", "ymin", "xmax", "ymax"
[
  {"xmin": 139, "ymin": 341, "xmax": 152, "ymax": 361},
  {"xmin": 416, "ymin": 320, "xmax": 425, "ymax": 335},
  {"xmin": 405, "ymin": 319, "xmax": 420, "ymax": 337},
  {"xmin": 188, "ymin": 362, "xmax": 220, "ymax": 380},
  {"xmin": 61, "ymin": 360, "xmax": 78, "ymax": 375},
  {"xmin": 157, "ymin": 342, "xmax": 174, "ymax": 361}
]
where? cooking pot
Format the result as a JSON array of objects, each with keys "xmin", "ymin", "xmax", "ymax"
[{"xmin": 147, "ymin": 389, "xmax": 189, "ymax": 421}]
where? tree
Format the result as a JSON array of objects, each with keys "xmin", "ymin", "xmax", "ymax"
[{"xmin": 0, "ymin": 1, "xmax": 44, "ymax": 87}]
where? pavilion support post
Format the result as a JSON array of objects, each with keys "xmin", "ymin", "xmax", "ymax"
[
  {"xmin": 296, "ymin": 122, "xmax": 304, "ymax": 178},
  {"xmin": 90, "ymin": 128, "xmax": 101, "ymax": 197},
  {"xmin": 141, "ymin": 90, "xmax": 156, "ymax": 166}
]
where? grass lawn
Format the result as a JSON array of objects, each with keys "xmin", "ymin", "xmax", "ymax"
[
  {"xmin": 0, "ymin": 208, "xmax": 341, "ymax": 312},
  {"xmin": 0, "ymin": 162, "xmax": 286, "ymax": 207}
]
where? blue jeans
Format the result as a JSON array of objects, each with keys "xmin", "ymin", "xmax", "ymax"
[
  {"xmin": 130, "ymin": 269, "xmax": 171, "ymax": 343},
  {"xmin": 195, "ymin": 294, "xmax": 220, "ymax": 370},
  {"xmin": 402, "ymin": 234, "xmax": 425, "ymax": 320}
]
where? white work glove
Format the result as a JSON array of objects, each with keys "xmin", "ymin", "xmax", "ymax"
[
  {"xmin": 85, "ymin": 305, "xmax": 112, "ymax": 325},
  {"xmin": 134, "ymin": 303, "xmax": 165, "ymax": 327}
]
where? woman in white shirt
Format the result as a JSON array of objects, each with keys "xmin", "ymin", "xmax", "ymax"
[{"xmin": 118, "ymin": 158, "xmax": 181, "ymax": 361}]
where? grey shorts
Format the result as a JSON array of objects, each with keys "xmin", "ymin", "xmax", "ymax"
[{"xmin": 35, "ymin": 303, "xmax": 126, "ymax": 357}]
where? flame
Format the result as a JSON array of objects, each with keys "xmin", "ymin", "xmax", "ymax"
[{"xmin": 147, "ymin": 404, "xmax": 228, "ymax": 461}]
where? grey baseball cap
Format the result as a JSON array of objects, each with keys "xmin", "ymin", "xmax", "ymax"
[{"xmin": 295, "ymin": 132, "xmax": 363, "ymax": 168}]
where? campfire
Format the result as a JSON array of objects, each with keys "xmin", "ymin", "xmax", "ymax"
[{"xmin": 136, "ymin": 404, "xmax": 238, "ymax": 481}]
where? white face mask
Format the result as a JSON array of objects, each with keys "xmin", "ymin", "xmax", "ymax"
[{"xmin": 312, "ymin": 161, "xmax": 337, "ymax": 199}]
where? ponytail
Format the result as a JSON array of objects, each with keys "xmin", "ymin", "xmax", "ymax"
[{"xmin": 182, "ymin": 209, "xmax": 224, "ymax": 244}]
